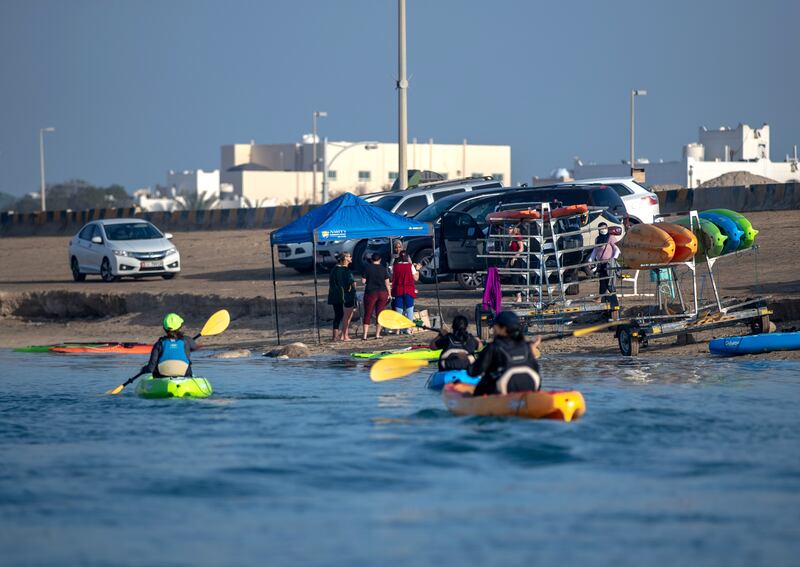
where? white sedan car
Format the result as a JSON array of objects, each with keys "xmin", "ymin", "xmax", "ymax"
[{"xmin": 68, "ymin": 219, "xmax": 180, "ymax": 282}]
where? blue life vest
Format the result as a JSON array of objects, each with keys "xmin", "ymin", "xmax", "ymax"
[{"xmin": 158, "ymin": 338, "xmax": 190, "ymax": 365}]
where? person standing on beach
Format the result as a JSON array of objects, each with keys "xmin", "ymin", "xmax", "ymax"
[
  {"xmin": 361, "ymin": 253, "xmax": 391, "ymax": 340},
  {"xmin": 327, "ymin": 252, "xmax": 357, "ymax": 341},
  {"xmin": 588, "ymin": 222, "xmax": 620, "ymax": 310},
  {"xmin": 390, "ymin": 250, "xmax": 419, "ymax": 333}
]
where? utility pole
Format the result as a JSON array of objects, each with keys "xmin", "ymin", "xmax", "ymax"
[
  {"xmin": 630, "ymin": 89, "xmax": 646, "ymax": 175},
  {"xmin": 39, "ymin": 127, "xmax": 55, "ymax": 212},
  {"xmin": 397, "ymin": 0, "xmax": 408, "ymax": 191},
  {"xmin": 312, "ymin": 111, "xmax": 327, "ymax": 202}
]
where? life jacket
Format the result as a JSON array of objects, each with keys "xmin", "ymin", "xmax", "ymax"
[
  {"xmin": 492, "ymin": 339, "xmax": 540, "ymax": 394},
  {"xmin": 391, "ymin": 262, "xmax": 417, "ymax": 298},
  {"xmin": 439, "ymin": 334, "xmax": 476, "ymax": 371},
  {"xmin": 157, "ymin": 338, "xmax": 190, "ymax": 377}
]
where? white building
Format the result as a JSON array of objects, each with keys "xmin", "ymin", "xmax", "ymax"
[
  {"xmin": 220, "ymin": 138, "xmax": 511, "ymax": 204},
  {"xmin": 166, "ymin": 169, "xmax": 220, "ymax": 199},
  {"xmin": 572, "ymin": 123, "xmax": 800, "ymax": 188}
]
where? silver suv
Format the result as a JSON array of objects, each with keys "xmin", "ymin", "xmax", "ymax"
[{"xmin": 277, "ymin": 176, "xmax": 503, "ymax": 273}]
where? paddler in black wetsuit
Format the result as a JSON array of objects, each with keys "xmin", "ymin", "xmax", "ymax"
[
  {"xmin": 468, "ymin": 311, "xmax": 542, "ymax": 396},
  {"xmin": 429, "ymin": 315, "xmax": 483, "ymax": 371}
]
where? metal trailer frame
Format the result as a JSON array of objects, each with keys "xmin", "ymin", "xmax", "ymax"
[
  {"xmin": 473, "ymin": 202, "xmax": 622, "ymax": 340},
  {"xmin": 614, "ymin": 211, "xmax": 769, "ymax": 355}
]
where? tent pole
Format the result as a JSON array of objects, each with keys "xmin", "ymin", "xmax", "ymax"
[
  {"xmin": 432, "ymin": 230, "xmax": 443, "ymax": 325},
  {"xmin": 270, "ymin": 242, "xmax": 281, "ymax": 345},
  {"xmin": 312, "ymin": 238, "xmax": 321, "ymax": 345}
]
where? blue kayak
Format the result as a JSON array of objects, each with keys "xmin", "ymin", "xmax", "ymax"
[
  {"xmin": 426, "ymin": 370, "xmax": 480, "ymax": 390},
  {"xmin": 709, "ymin": 332, "xmax": 800, "ymax": 356},
  {"xmin": 699, "ymin": 212, "xmax": 744, "ymax": 254}
]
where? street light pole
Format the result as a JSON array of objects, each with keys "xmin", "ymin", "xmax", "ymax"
[
  {"xmin": 39, "ymin": 127, "xmax": 55, "ymax": 212},
  {"xmin": 397, "ymin": 0, "xmax": 408, "ymax": 191},
  {"xmin": 630, "ymin": 89, "xmax": 646, "ymax": 175},
  {"xmin": 312, "ymin": 111, "xmax": 327, "ymax": 202}
]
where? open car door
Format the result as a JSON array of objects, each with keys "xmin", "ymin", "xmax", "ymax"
[{"xmin": 440, "ymin": 211, "xmax": 484, "ymax": 273}]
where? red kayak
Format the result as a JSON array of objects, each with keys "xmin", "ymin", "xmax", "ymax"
[{"xmin": 49, "ymin": 343, "xmax": 152, "ymax": 354}]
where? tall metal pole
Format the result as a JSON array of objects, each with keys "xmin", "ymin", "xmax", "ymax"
[
  {"xmin": 397, "ymin": 0, "xmax": 408, "ymax": 191},
  {"xmin": 312, "ymin": 112, "xmax": 318, "ymax": 202},
  {"xmin": 630, "ymin": 90, "xmax": 635, "ymax": 175},
  {"xmin": 39, "ymin": 127, "xmax": 55, "ymax": 212},
  {"xmin": 322, "ymin": 136, "xmax": 329, "ymax": 203}
]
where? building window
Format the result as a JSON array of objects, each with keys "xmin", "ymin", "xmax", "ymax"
[
  {"xmin": 388, "ymin": 171, "xmax": 398, "ymax": 181},
  {"xmin": 327, "ymin": 170, "xmax": 337, "ymax": 180},
  {"xmin": 358, "ymin": 171, "xmax": 371, "ymax": 182},
  {"xmin": 492, "ymin": 173, "xmax": 504, "ymax": 183}
]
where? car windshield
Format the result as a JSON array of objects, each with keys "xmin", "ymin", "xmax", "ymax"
[
  {"xmin": 414, "ymin": 198, "xmax": 458, "ymax": 222},
  {"xmin": 104, "ymin": 222, "xmax": 163, "ymax": 241},
  {"xmin": 371, "ymin": 194, "xmax": 403, "ymax": 210}
]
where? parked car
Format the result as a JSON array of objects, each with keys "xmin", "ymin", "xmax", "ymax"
[
  {"xmin": 563, "ymin": 177, "xmax": 659, "ymax": 224},
  {"xmin": 277, "ymin": 176, "xmax": 503, "ymax": 274},
  {"xmin": 368, "ymin": 184, "xmax": 626, "ymax": 289},
  {"xmin": 68, "ymin": 219, "xmax": 180, "ymax": 282}
]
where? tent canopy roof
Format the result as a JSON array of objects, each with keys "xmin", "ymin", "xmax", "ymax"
[{"xmin": 270, "ymin": 193, "xmax": 432, "ymax": 245}]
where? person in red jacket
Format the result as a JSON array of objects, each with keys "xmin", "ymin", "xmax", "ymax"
[{"xmin": 390, "ymin": 250, "xmax": 419, "ymax": 333}]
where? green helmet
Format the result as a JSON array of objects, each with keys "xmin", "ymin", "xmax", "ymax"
[{"xmin": 163, "ymin": 313, "xmax": 184, "ymax": 331}]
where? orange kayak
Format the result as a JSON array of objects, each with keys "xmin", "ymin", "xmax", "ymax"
[
  {"xmin": 442, "ymin": 382, "xmax": 586, "ymax": 422},
  {"xmin": 619, "ymin": 224, "xmax": 676, "ymax": 268},
  {"xmin": 49, "ymin": 343, "xmax": 152, "ymax": 354},
  {"xmin": 657, "ymin": 223, "xmax": 698, "ymax": 262},
  {"xmin": 486, "ymin": 204, "xmax": 588, "ymax": 223}
]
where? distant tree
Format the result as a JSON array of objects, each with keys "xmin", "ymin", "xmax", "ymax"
[
  {"xmin": 12, "ymin": 179, "xmax": 133, "ymax": 213},
  {"xmin": 0, "ymin": 192, "xmax": 16, "ymax": 211},
  {"xmin": 177, "ymin": 192, "xmax": 220, "ymax": 210}
]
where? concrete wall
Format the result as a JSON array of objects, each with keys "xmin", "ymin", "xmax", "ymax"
[
  {"xmin": 0, "ymin": 204, "xmax": 318, "ymax": 237},
  {"xmin": 220, "ymin": 170, "xmax": 317, "ymax": 204},
  {"xmin": 657, "ymin": 182, "xmax": 800, "ymax": 214}
]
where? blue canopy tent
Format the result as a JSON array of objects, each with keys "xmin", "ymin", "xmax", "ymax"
[{"xmin": 269, "ymin": 193, "xmax": 435, "ymax": 344}]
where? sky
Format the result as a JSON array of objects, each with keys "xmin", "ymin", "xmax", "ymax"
[{"xmin": 1, "ymin": 0, "xmax": 798, "ymax": 195}]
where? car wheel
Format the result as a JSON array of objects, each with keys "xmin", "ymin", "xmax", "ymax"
[
  {"xmin": 352, "ymin": 241, "xmax": 367, "ymax": 273},
  {"xmin": 414, "ymin": 248, "xmax": 435, "ymax": 284},
  {"xmin": 457, "ymin": 272, "xmax": 483, "ymax": 290},
  {"xmin": 161, "ymin": 273, "xmax": 176, "ymax": 280},
  {"xmin": 70, "ymin": 257, "xmax": 86, "ymax": 282},
  {"xmin": 100, "ymin": 258, "xmax": 119, "ymax": 282}
]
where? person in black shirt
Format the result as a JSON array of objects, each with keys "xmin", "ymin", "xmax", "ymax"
[
  {"xmin": 361, "ymin": 253, "xmax": 391, "ymax": 340},
  {"xmin": 469, "ymin": 311, "xmax": 541, "ymax": 396},
  {"xmin": 430, "ymin": 315, "xmax": 482, "ymax": 370},
  {"xmin": 327, "ymin": 252, "xmax": 357, "ymax": 341}
]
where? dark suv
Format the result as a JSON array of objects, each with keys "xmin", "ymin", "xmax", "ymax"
[{"xmin": 366, "ymin": 184, "xmax": 626, "ymax": 289}]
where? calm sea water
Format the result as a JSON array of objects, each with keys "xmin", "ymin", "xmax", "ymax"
[{"xmin": 1, "ymin": 349, "xmax": 799, "ymax": 566}]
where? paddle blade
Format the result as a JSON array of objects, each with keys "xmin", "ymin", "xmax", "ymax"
[
  {"xmin": 571, "ymin": 320, "xmax": 625, "ymax": 338},
  {"xmin": 200, "ymin": 309, "xmax": 230, "ymax": 337},
  {"xmin": 106, "ymin": 384, "xmax": 125, "ymax": 395},
  {"xmin": 377, "ymin": 310, "xmax": 416, "ymax": 330},
  {"xmin": 370, "ymin": 358, "xmax": 428, "ymax": 382}
]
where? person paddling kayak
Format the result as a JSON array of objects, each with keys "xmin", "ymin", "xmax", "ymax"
[
  {"xmin": 430, "ymin": 315, "xmax": 483, "ymax": 371},
  {"xmin": 469, "ymin": 311, "xmax": 541, "ymax": 397},
  {"xmin": 140, "ymin": 313, "xmax": 198, "ymax": 378}
]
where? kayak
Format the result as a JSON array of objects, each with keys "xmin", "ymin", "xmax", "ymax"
[
  {"xmin": 351, "ymin": 346, "xmax": 442, "ymax": 361},
  {"xmin": 699, "ymin": 212, "xmax": 743, "ymax": 254},
  {"xmin": 709, "ymin": 332, "xmax": 800, "ymax": 356},
  {"xmin": 135, "ymin": 375, "xmax": 213, "ymax": 399},
  {"xmin": 673, "ymin": 217, "xmax": 727, "ymax": 258},
  {"xmin": 426, "ymin": 369, "xmax": 480, "ymax": 390},
  {"xmin": 442, "ymin": 382, "xmax": 586, "ymax": 422},
  {"xmin": 14, "ymin": 342, "xmax": 151, "ymax": 354},
  {"xmin": 704, "ymin": 209, "xmax": 758, "ymax": 249}
]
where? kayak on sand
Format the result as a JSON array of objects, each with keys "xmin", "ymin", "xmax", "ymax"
[
  {"xmin": 15, "ymin": 342, "xmax": 151, "ymax": 354},
  {"xmin": 426, "ymin": 369, "xmax": 480, "ymax": 390},
  {"xmin": 135, "ymin": 375, "xmax": 213, "ymax": 399},
  {"xmin": 442, "ymin": 382, "xmax": 586, "ymax": 422},
  {"xmin": 709, "ymin": 331, "xmax": 800, "ymax": 356}
]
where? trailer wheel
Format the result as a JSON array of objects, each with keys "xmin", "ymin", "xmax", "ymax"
[{"xmin": 618, "ymin": 327, "xmax": 640, "ymax": 357}]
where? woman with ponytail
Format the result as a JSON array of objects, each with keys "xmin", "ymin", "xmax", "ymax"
[
  {"xmin": 430, "ymin": 315, "xmax": 482, "ymax": 371},
  {"xmin": 468, "ymin": 311, "xmax": 542, "ymax": 396}
]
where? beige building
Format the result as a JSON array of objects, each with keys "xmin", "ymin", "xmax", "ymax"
[{"xmin": 220, "ymin": 138, "xmax": 511, "ymax": 204}]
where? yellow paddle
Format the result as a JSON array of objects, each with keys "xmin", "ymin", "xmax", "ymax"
[
  {"xmin": 106, "ymin": 309, "xmax": 231, "ymax": 395},
  {"xmin": 370, "ymin": 315, "xmax": 629, "ymax": 382},
  {"xmin": 378, "ymin": 309, "xmax": 439, "ymax": 332}
]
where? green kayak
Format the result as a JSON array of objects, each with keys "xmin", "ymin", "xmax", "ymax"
[
  {"xmin": 135, "ymin": 376, "xmax": 213, "ymax": 399},
  {"xmin": 704, "ymin": 209, "xmax": 758, "ymax": 249},
  {"xmin": 14, "ymin": 342, "xmax": 110, "ymax": 353},
  {"xmin": 351, "ymin": 347, "xmax": 442, "ymax": 361},
  {"xmin": 673, "ymin": 217, "xmax": 726, "ymax": 257}
]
